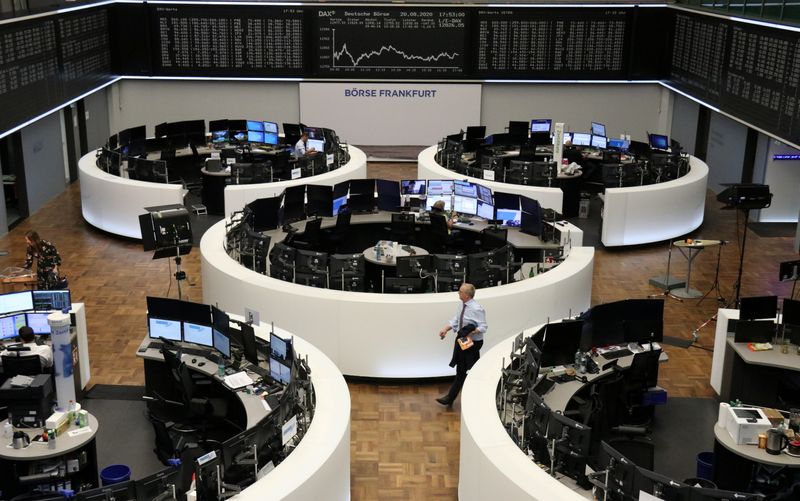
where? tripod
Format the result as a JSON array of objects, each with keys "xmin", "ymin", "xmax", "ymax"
[
  {"xmin": 649, "ymin": 240, "xmax": 683, "ymax": 302},
  {"xmin": 697, "ymin": 241, "xmax": 727, "ymax": 306}
]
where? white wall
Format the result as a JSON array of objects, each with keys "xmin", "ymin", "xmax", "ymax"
[
  {"xmin": 106, "ymin": 80, "xmax": 301, "ymax": 135},
  {"xmin": 670, "ymin": 93, "xmax": 699, "ymax": 155},
  {"xmin": 705, "ymin": 112, "xmax": 748, "ymax": 193},
  {"xmin": 480, "ymin": 83, "xmax": 670, "ymax": 141},
  {"xmin": 756, "ymin": 139, "xmax": 800, "ymax": 223},
  {"xmin": 20, "ymin": 112, "xmax": 67, "ymax": 214}
]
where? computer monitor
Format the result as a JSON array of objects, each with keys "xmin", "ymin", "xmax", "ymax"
[
  {"xmin": 401, "ymin": 180, "xmax": 426, "ymax": 195},
  {"xmin": 183, "ymin": 321, "xmax": 213, "ymax": 347},
  {"xmin": 32, "ymin": 290, "xmax": 71, "ymax": 311},
  {"xmin": 633, "ymin": 467, "xmax": 691, "ymax": 501},
  {"xmin": 348, "ymin": 179, "xmax": 376, "ymax": 212},
  {"xmin": 648, "ymin": 133, "xmax": 669, "ymax": 151},
  {"xmin": 282, "ymin": 185, "xmax": 306, "ymax": 222},
  {"xmin": 384, "ymin": 277, "xmax": 425, "ymax": 294},
  {"xmin": 599, "ymin": 441, "xmax": 639, "ymax": 499},
  {"xmin": 0, "ymin": 291, "xmax": 33, "ymax": 315},
  {"xmin": 520, "ymin": 205, "xmax": 542, "ymax": 237},
  {"xmin": 306, "ymin": 139, "xmax": 325, "ymax": 152},
  {"xmin": 493, "ymin": 191, "xmax": 520, "ymax": 210},
  {"xmin": 76, "ymin": 480, "xmax": 137, "ymax": 501},
  {"xmin": 427, "ymin": 180, "xmax": 454, "ymax": 196},
  {"xmin": 240, "ymin": 322, "xmax": 259, "ymax": 366},
  {"xmin": 425, "ymin": 195, "xmax": 451, "ymax": 212},
  {"xmin": 530, "ymin": 119, "xmax": 552, "ymax": 134},
  {"xmin": 247, "ymin": 130, "xmax": 264, "ymax": 143},
  {"xmin": 477, "ymin": 200, "xmax": 494, "ymax": 220},
  {"xmin": 306, "ymin": 185, "xmax": 333, "ymax": 218},
  {"xmin": 211, "ymin": 129, "xmax": 228, "ymax": 145},
  {"xmin": 376, "ymin": 179, "xmax": 401, "ymax": 212},
  {"xmin": 211, "ymin": 304, "xmax": 230, "ymax": 336},
  {"xmin": 453, "ymin": 195, "xmax": 478, "ymax": 216},
  {"xmin": 524, "ymin": 390, "xmax": 551, "ymax": 460},
  {"xmin": 571, "ymin": 132, "xmax": 591, "ymax": 147},
  {"xmin": 733, "ymin": 320, "xmax": 775, "ymax": 343},
  {"xmin": 329, "ymin": 254, "xmax": 365, "ymax": 276},
  {"xmin": 248, "ymin": 196, "xmax": 281, "ymax": 232},
  {"xmin": 270, "ymin": 356, "xmax": 291, "ymax": 384},
  {"xmin": 209, "ymin": 119, "xmax": 228, "ymax": 133},
  {"xmin": 496, "ymin": 209, "xmax": 521, "ymax": 226},
  {"xmin": 25, "ymin": 312, "xmax": 51, "ymax": 335},
  {"xmin": 433, "ymin": 254, "xmax": 468, "ymax": 276},
  {"xmin": 588, "ymin": 300, "xmax": 626, "ymax": 348},
  {"xmin": 622, "ymin": 299, "xmax": 664, "ymax": 343},
  {"xmin": 213, "ymin": 327, "xmax": 231, "ymax": 359},
  {"xmin": 562, "ymin": 132, "xmax": 573, "ymax": 144},
  {"xmin": 474, "ymin": 184, "xmax": 492, "ymax": 204},
  {"xmin": 146, "ymin": 296, "xmax": 183, "ymax": 321},
  {"xmin": 295, "ymin": 250, "xmax": 328, "ymax": 274},
  {"xmin": 270, "ymin": 332, "xmax": 290, "ymax": 361},
  {"xmin": 541, "ymin": 320, "xmax": 583, "ymax": 367},
  {"xmin": 783, "ymin": 298, "xmax": 800, "ymax": 328},
  {"xmin": 454, "ymin": 180, "xmax": 477, "ymax": 198},
  {"xmin": 136, "ymin": 466, "xmax": 186, "ymax": 501},
  {"xmin": 740, "ymin": 295, "xmax": 778, "ymax": 320},
  {"xmin": 333, "ymin": 195, "xmax": 348, "ymax": 216},
  {"xmin": 194, "ymin": 450, "xmax": 222, "ymax": 501},
  {"xmin": 465, "ymin": 126, "xmax": 486, "ymax": 140},
  {"xmin": 0, "ymin": 314, "xmax": 26, "ymax": 340},
  {"xmin": 148, "ymin": 316, "xmax": 182, "ymax": 342},
  {"xmin": 247, "ymin": 120, "xmax": 264, "ymax": 132},
  {"xmin": 396, "ymin": 255, "xmax": 432, "ymax": 279},
  {"xmin": 591, "ymin": 122, "xmax": 606, "ymax": 137},
  {"xmin": 263, "ymin": 131, "xmax": 279, "ymax": 146},
  {"xmin": 608, "ymin": 138, "xmax": 630, "ymax": 151},
  {"xmin": 548, "ymin": 411, "xmax": 592, "ymax": 457},
  {"xmin": 590, "ymin": 135, "xmax": 607, "ymax": 149}
]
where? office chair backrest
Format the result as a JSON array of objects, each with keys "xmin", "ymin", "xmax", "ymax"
[
  {"xmin": 2, "ymin": 354, "xmax": 42, "ymax": 376},
  {"xmin": 429, "ymin": 213, "xmax": 449, "ymax": 237},
  {"xmin": 149, "ymin": 413, "xmax": 178, "ymax": 465},
  {"xmin": 335, "ymin": 210, "xmax": 351, "ymax": 232},
  {"xmin": 628, "ymin": 349, "xmax": 661, "ymax": 389},
  {"xmin": 161, "ymin": 348, "xmax": 182, "ymax": 384},
  {"xmin": 303, "ymin": 217, "xmax": 323, "ymax": 241},
  {"xmin": 178, "ymin": 362, "xmax": 198, "ymax": 402}
]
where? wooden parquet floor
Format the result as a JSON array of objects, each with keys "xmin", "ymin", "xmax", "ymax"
[{"xmin": 1, "ymin": 163, "xmax": 797, "ymax": 500}]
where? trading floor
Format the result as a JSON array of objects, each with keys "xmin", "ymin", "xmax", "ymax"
[{"xmin": 0, "ymin": 162, "xmax": 797, "ymax": 500}]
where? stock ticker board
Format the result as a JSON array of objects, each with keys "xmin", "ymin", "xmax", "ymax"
[
  {"xmin": 472, "ymin": 9, "xmax": 630, "ymax": 79},
  {"xmin": 57, "ymin": 8, "xmax": 112, "ymax": 99},
  {"xmin": 315, "ymin": 8, "xmax": 467, "ymax": 77},
  {"xmin": 151, "ymin": 5, "xmax": 305, "ymax": 76}
]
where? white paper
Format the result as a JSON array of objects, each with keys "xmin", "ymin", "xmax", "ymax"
[
  {"xmin": 291, "ymin": 167, "xmax": 302, "ymax": 180},
  {"xmin": 67, "ymin": 427, "xmax": 92, "ymax": 438},
  {"xmin": 639, "ymin": 491, "xmax": 664, "ymax": 501},
  {"xmin": 260, "ymin": 398, "xmax": 272, "ymax": 412},
  {"xmin": 282, "ymin": 415, "xmax": 298, "ymax": 446},
  {"xmin": 224, "ymin": 371, "xmax": 254, "ymax": 389},
  {"xmin": 483, "ymin": 169, "xmax": 495, "ymax": 181}
]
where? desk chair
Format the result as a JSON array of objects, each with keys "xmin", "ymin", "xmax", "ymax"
[
  {"xmin": 1, "ymin": 355, "xmax": 42, "ymax": 377},
  {"xmin": 148, "ymin": 412, "xmax": 214, "ymax": 493},
  {"xmin": 480, "ymin": 227, "xmax": 508, "ymax": 252},
  {"xmin": 292, "ymin": 217, "xmax": 323, "ymax": 251},
  {"xmin": 390, "ymin": 212, "xmax": 416, "ymax": 244},
  {"xmin": 179, "ymin": 363, "xmax": 228, "ymax": 433},
  {"xmin": 328, "ymin": 210, "xmax": 351, "ymax": 252},
  {"xmin": 614, "ymin": 349, "xmax": 662, "ymax": 426},
  {"xmin": 429, "ymin": 213, "xmax": 455, "ymax": 253}
]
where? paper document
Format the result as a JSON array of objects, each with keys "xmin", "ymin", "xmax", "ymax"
[
  {"xmin": 224, "ymin": 371, "xmax": 254, "ymax": 389},
  {"xmin": 67, "ymin": 427, "xmax": 93, "ymax": 438}
]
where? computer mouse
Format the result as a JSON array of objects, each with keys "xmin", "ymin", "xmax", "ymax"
[
  {"xmin": 198, "ymin": 362, "xmax": 206, "ymax": 367},
  {"xmin": 192, "ymin": 358, "xmax": 197, "ymax": 363}
]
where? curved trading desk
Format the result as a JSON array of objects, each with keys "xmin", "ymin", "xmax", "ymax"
[
  {"xmin": 201, "ymin": 216, "xmax": 593, "ymax": 378},
  {"xmin": 417, "ymin": 145, "xmax": 565, "ymax": 214},
  {"xmin": 138, "ymin": 320, "xmax": 350, "ymax": 500},
  {"xmin": 78, "ymin": 146, "xmax": 366, "ymax": 239}
]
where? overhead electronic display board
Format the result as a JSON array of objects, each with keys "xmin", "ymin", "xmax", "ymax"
[
  {"xmin": 314, "ymin": 8, "xmax": 467, "ymax": 77},
  {"xmin": 669, "ymin": 10, "xmax": 800, "ymax": 147},
  {"xmin": 472, "ymin": 8, "xmax": 630, "ymax": 79},
  {"xmin": 151, "ymin": 5, "xmax": 305, "ymax": 76},
  {"xmin": 57, "ymin": 8, "xmax": 112, "ymax": 99}
]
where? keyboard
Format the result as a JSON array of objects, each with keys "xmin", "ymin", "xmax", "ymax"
[
  {"xmin": 602, "ymin": 348, "xmax": 632, "ymax": 360},
  {"xmin": 147, "ymin": 341, "xmax": 164, "ymax": 350},
  {"xmin": 245, "ymin": 363, "xmax": 269, "ymax": 378}
]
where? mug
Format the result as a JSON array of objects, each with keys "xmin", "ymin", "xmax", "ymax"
[
  {"xmin": 766, "ymin": 428, "xmax": 789, "ymax": 455},
  {"xmin": 789, "ymin": 440, "xmax": 800, "ymax": 455}
]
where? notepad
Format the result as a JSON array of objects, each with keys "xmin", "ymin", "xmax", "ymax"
[{"xmin": 224, "ymin": 371, "xmax": 254, "ymax": 389}]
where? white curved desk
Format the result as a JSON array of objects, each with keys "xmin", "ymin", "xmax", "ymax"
[
  {"xmin": 223, "ymin": 146, "xmax": 367, "ymax": 217},
  {"xmin": 78, "ymin": 151, "xmax": 186, "ymax": 239},
  {"xmin": 459, "ymin": 327, "xmax": 588, "ymax": 500},
  {"xmin": 417, "ymin": 145, "xmax": 565, "ymax": 213},
  {"xmin": 601, "ymin": 155, "xmax": 708, "ymax": 246},
  {"xmin": 78, "ymin": 146, "xmax": 366, "ymax": 239},
  {"xmin": 200, "ymin": 218, "xmax": 593, "ymax": 378}
]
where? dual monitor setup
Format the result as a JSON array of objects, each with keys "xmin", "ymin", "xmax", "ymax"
[
  {"xmin": 146, "ymin": 297, "xmax": 294, "ymax": 385},
  {"xmin": 0, "ymin": 290, "xmax": 71, "ymax": 340},
  {"xmin": 731, "ymin": 295, "xmax": 800, "ymax": 345}
]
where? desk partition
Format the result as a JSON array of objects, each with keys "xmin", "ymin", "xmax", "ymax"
[{"xmin": 201, "ymin": 217, "xmax": 593, "ymax": 378}]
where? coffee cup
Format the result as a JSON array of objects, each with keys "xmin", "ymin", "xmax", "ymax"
[{"xmin": 789, "ymin": 440, "xmax": 800, "ymax": 455}]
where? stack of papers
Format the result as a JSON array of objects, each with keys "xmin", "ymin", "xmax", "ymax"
[{"xmin": 223, "ymin": 371, "xmax": 254, "ymax": 389}]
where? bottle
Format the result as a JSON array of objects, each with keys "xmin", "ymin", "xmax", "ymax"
[
  {"xmin": 574, "ymin": 349, "xmax": 582, "ymax": 369},
  {"xmin": 68, "ymin": 401, "xmax": 76, "ymax": 422},
  {"xmin": 218, "ymin": 358, "xmax": 225, "ymax": 378}
]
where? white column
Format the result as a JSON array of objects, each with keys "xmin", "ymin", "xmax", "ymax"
[{"xmin": 47, "ymin": 312, "xmax": 75, "ymax": 409}]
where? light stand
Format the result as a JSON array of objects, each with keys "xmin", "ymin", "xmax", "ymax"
[
  {"xmin": 173, "ymin": 237, "xmax": 188, "ymax": 300},
  {"xmin": 731, "ymin": 208, "xmax": 751, "ymax": 309},
  {"xmin": 648, "ymin": 240, "xmax": 683, "ymax": 302}
]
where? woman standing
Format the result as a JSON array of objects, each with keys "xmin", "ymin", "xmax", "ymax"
[{"xmin": 23, "ymin": 230, "xmax": 63, "ymax": 290}]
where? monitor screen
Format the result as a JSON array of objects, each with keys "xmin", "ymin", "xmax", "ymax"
[
  {"xmin": 497, "ymin": 209, "xmax": 521, "ymax": 226},
  {"xmin": 530, "ymin": 119, "xmax": 552, "ymax": 133},
  {"xmin": 477, "ymin": 200, "xmax": 494, "ymax": 220},
  {"xmin": 32, "ymin": 290, "xmax": 71, "ymax": 311},
  {"xmin": 591, "ymin": 122, "xmax": 606, "ymax": 137},
  {"xmin": 0, "ymin": 291, "xmax": 33, "ymax": 315},
  {"xmin": 307, "ymin": 138, "xmax": 325, "ymax": 152},
  {"xmin": 475, "ymin": 184, "xmax": 492, "ymax": 204},
  {"xmin": 562, "ymin": 132, "xmax": 573, "ymax": 144},
  {"xmin": 304, "ymin": 126, "xmax": 325, "ymax": 140},
  {"xmin": 401, "ymin": 180, "xmax": 426, "ymax": 195},
  {"xmin": 0, "ymin": 314, "xmax": 26, "ymax": 339},
  {"xmin": 270, "ymin": 332, "xmax": 289, "ymax": 361},
  {"xmin": 213, "ymin": 328, "xmax": 230, "ymax": 358},
  {"xmin": 263, "ymin": 121, "xmax": 278, "ymax": 134},
  {"xmin": 453, "ymin": 195, "xmax": 478, "ymax": 216},
  {"xmin": 607, "ymin": 138, "xmax": 630, "ymax": 151},
  {"xmin": 212, "ymin": 130, "xmax": 228, "ymax": 144},
  {"xmin": 426, "ymin": 195, "xmax": 451, "ymax": 212},
  {"xmin": 270, "ymin": 357, "xmax": 291, "ymax": 384},
  {"xmin": 590, "ymin": 135, "xmax": 607, "ymax": 149},
  {"xmin": 740, "ymin": 295, "xmax": 778, "ymax": 320},
  {"xmin": 493, "ymin": 191, "xmax": 520, "ymax": 210},
  {"xmin": 263, "ymin": 132, "xmax": 279, "ymax": 145},
  {"xmin": 454, "ymin": 180, "xmax": 477, "ymax": 198},
  {"xmin": 376, "ymin": 179, "xmax": 401, "ymax": 212},
  {"xmin": 231, "ymin": 131, "xmax": 246, "ymax": 142},
  {"xmin": 25, "ymin": 312, "xmax": 51, "ymax": 335},
  {"xmin": 541, "ymin": 320, "xmax": 583, "ymax": 367},
  {"xmin": 247, "ymin": 130, "xmax": 264, "ymax": 143},
  {"xmin": 333, "ymin": 195, "xmax": 348, "ymax": 216},
  {"xmin": 427, "ymin": 180, "xmax": 454, "ymax": 196},
  {"xmin": 571, "ymin": 133, "xmax": 591, "ymax": 147},
  {"xmin": 183, "ymin": 322, "xmax": 213, "ymax": 347},
  {"xmin": 247, "ymin": 120, "xmax": 264, "ymax": 132},
  {"xmin": 148, "ymin": 317, "xmax": 181, "ymax": 341},
  {"xmin": 649, "ymin": 133, "xmax": 669, "ymax": 150},
  {"xmin": 784, "ymin": 299, "xmax": 800, "ymax": 327}
]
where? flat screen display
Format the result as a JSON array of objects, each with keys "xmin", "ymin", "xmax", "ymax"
[
  {"xmin": 306, "ymin": 138, "xmax": 325, "ymax": 152},
  {"xmin": 0, "ymin": 314, "xmax": 26, "ymax": 340},
  {"xmin": 247, "ymin": 120, "xmax": 264, "ymax": 132},
  {"xmin": 477, "ymin": 200, "xmax": 494, "ymax": 220},
  {"xmin": 608, "ymin": 138, "xmax": 630, "ymax": 151},
  {"xmin": 263, "ymin": 132, "xmax": 279, "ymax": 145},
  {"xmin": 649, "ymin": 134, "xmax": 669, "ymax": 150},
  {"xmin": 32, "ymin": 290, "xmax": 71, "ymax": 311},
  {"xmin": 270, "ymin": 357, "xmax": 291, "ymax": 384},
  {"xmin": 563, "ymin": 132, "xmax": 573, "ymax": 144},
  {"xmin": 25, "ymin": 313, "xmax": 51, "ymax": 335},
  {"xmin": 401, "ymin": 180, "xmax": 426, "ymax": 195},
  {"xmin": 497, "ymin": 209, "xmax": 521, "ymax": 226},
  {"xmin": 590, "ymin": 135, "xmax": 607, "ymax": 149},
  {"xmin": 454, "ymin": 180, "xmax": 477, "ymax": 198},
  {"xmin": 270, "ymin": 332, "xmax": 289, "ymax": 360},
  {"xmin": 530, "ymin": 119, "xmax": 552, "ymax": 133},
  {"xmin": 427, "ymin": 180, "xmax": 454, "ymax": 196},
  {"xmin": 213, "ymin": 328, "xmax": 231, "ymax": 358},
  {"xmin": 263, "ymin": 121, "xmax": 279, "ymax": 134},
  {"xmin": 212, "ymin": 131, "xmax": 228, "ymax": 144},
  {"xmin": 591, "ymin": 122, "xmax": 606, "ymax": 137},
  {"xmin": 248, "ymin": 130, "xmax": 264, "ymax": 143},
  {"xmin": 476, "ymin": 184, "xmax": 492, "ymax": 204},
  {"xmin": 453, "ymin": 195, "xmax": 477, "ymax": 215},
  {"xmin": 148, "ymin": 317, "xmax": 181, "ymax": 341},
  {"xmin": 571, "ymin": 133, "xmax": 591, "ymax": 147},
  {"xmin": 183, "ymin": 321, "xmax": 213, "ymax": 347},
  {"xmin": 0, "ymin": 291, "xmax": 33, "ymax": 315},
  {"xmin": 333, "ymin": 195, "xmax": 348, "ymax": 215},
  {"xmin": 426, "ymin": 195, "xmax": 451, "ymax": 211}
]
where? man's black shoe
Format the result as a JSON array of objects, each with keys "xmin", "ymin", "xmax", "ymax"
[{"xmin": 436, "ymin": 396, "xmax": 453, "ymax": 406}]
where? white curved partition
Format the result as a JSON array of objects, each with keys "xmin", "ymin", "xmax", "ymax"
[
  {"xmin": 201, "ymin": 219, "xmax": 593, "ymax": 378},
  {"xmin": 417, "ymin": 145, "xmax": 564, "ymax": 212},
  {"xmin": 78, "ymin": 151, "xmax": 186, "ymax": 239},
  {"xmin": 237, "ymin": 322, "xmax": 350, "ymax": 500},
  {"xmin": 600, "ymin": 155, "xmax": 708, "ymax": 246},
  {"xmin": 459, "ymin": 327, "xmax": 584, "ymax": 501},
  {"xmin": 223, "ymin": 146, "xmax": 368, "ymax": 217}
]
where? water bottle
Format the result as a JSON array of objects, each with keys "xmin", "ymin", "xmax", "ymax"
[
  {"xmin": 574, "ymin": 349, "xmax": 582, "ymax": 370},
  {"xmin": 218, "ymin": 359, "xmax": 225, "ymax": 378}
]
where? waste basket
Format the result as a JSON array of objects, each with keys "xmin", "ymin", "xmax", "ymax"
[{"xmin": 100, "ymin": 464, "xmax": 131, "ymax": 486}]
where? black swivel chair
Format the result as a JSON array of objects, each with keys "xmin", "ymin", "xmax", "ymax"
[
  {"xmin": 2, "ymin": 354, "xmax": 43, "ymax": 377},
  {"xmin": 178, "ymin": 363, "xmax": 229, "ymax": 435},
  {"xmin": 391, "ymin": 212, "xmax": 416, "ymax": 244},
  {"xmin": 328, "ymin": 210, "xmax": 352, "ymax": 252},
  {"xmin": 480, "ymin": 227, "xmax": 508, "ymax": 251},
  {"xmin": 614, "ymin": 349, "xmax": 662, "ymax": 426},
  {"xmin": 293, "ymin": 217, "xmax": 323, "ymax": 250},
  {"xmin": 429, "ymin": 213, "xmax": 455, "ymax": 253}
]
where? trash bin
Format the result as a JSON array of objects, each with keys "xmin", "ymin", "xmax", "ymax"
[
  {"xmin": 578, "ymin": 198, "xmax": 590, "ymax": 219},
  {"xmin": 100, "ymin": 464, "xmax": 131, "ymax": 486},
  {"xmin": 696, "ymin": 451, "xmax": 715, "ymax": 481}
]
